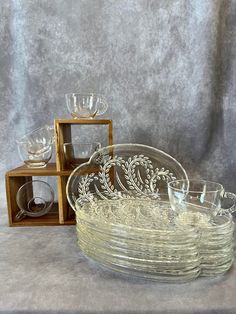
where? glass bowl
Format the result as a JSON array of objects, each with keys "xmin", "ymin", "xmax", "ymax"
[
  {"xmin": 65, "ymin": 93, "xmax": 108, "ymax": 119},
  {"xmin": 63, "ymin": 142, "xmax": 101, "ymax": 169},
  {"xmin": 15, "ymin": 180, "xmax": 54, "ymax": 221}
]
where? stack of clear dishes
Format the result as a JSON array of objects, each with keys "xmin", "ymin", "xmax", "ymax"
[
  {"xmin": 176, "ymin": 210, "xmax": 235, "ymax": 276},
  {"xmin": 66, "ymin": 144, "xmax": 235, "ymax": 281},
  {"xmin": 75, "ymin": 199, "xmax": 201, "ymax": 282},
  {"xmin": 168, "ymin": 179, "xmax": 236, "ymax": 277}
]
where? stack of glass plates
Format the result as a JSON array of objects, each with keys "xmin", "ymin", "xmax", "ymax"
[
  {"xmin": 66, "ymin": 144, "xmax": 235, "ymax": 282},
  {"xmin": 176, "ymin": 210, "xmax": 235, "ymax": 277},
  {"xmin": 76, "ymin": 199, "xmax": 201, "ymax": 282},
  {"xmin": 76, "ymin": 199, "xmax": 235, "ymax": 281}
]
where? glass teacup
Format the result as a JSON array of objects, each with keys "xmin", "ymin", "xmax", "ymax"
[
  {"xmin": 63, "ymin": 142, "xmax": 101, "ymax": 168},
  {"xmin": 18, "ymin": 142, "xmax": 52, "ymax": 168},
  {"xmin": 65, "ymin": 93, "xmax": 108, "ymax": 119},
  {"xmin": 17, "ymin": 125, "xmax": 54, "ymax": 146},
  {"xmin": 15, "ymin": 180, "xmax": 54, "ymax": 221},
  {"xmin": 168, "ymin": 179, "xmax": 236, "ymax": 216},
  {"xmin": 17, "ymin": 125, "xmax": 54, "ymax": 168}
]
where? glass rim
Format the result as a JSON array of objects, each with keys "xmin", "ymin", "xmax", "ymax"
[
  {"xmin": 63, "ymin": 142, "xmax": 101, "ymax": 147},
  {"xmin": 65, "ymin": 92, "xmax": 105, "ymax": 98},
  {"xmin": 16, "ymin": 125, "xmax": 53, "ymax": 144},
  {"xmin": 18, "ymin": 142, "xmax": 53, "ymax": 147},
  {"xmin": 168, "ymin": 179, "xmax": 224, "ymax": 193}
]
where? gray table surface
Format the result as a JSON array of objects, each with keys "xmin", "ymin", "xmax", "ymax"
[{"xmin": 1, "ymin": 212, "xmax": 236, "ymax": 314}]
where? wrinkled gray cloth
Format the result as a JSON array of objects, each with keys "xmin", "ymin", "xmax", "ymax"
[
  {"xmin": 0, "ymin": 213, "xmax": 236, "ymax": 314},
  {"xmin": 1, "ymin": 1, "xmax": 236, "ymax": 313}
]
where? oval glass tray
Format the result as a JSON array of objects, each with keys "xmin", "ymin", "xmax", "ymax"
[{"xmin": 67, "ymin": 143, "xmax": 188, "ymax": 210}]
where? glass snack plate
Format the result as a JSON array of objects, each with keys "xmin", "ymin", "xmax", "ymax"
[
  {"xmin": 76, "ymin": 204, "xmax": 234, "ymax": 262},
  {"xmin": 66, "ymin": 144, "xmax": 202, "ymax": 282},
  {"xmin": 176, "ymin": 212, "xmax": 235, "ymax": 277},
  {"xmin": 79, "ymin": 243, "xmax": 201, "ymax": 276},
  {"xmin": 77, "ymin": 229, "xmax": 201, "ymax": 269},
  {"xmin": 66, "ymin": 144, "xmax": 235, "ymax": 281},
  {"xmin": 67, "ymin": 143, "xmax": 188, "ymax": 209}
]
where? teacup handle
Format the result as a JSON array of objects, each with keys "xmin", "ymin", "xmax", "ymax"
[
  {"xmin": 97, "ymin": 97, "xmax": 108, "ymax": 116},
  {"xmin": 15, "ymin": 209, "xmax": 26, "ymax": 221},
  {"xmin": 95, "ymin": 143, "xmax": 102, "ymax": 151},
  {"xmin": 46, "ymin": 125, "xmax": 55, "ymax": 144},
  {"xmin": 220, "ymin": 191, "xmax": 236, "ymax": 214}
]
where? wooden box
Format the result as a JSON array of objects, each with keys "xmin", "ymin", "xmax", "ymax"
[{"xmin": 5, "ymin": 119, "xmax": 113, "ymax": 226}]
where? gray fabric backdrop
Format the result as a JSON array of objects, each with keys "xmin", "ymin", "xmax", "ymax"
[{"xmin": 1, "ymin": 0, "xmax": 236, "ymax": 215}]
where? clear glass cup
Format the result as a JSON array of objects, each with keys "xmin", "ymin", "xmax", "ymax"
[
  {"xmin": 15, "ymin": 180, "xmax": 54, "ymax": 221},
  {"xmin": 17, "ymin": 125, "xmax": 54, "ymax": 168},
  {"xmin": 17, "ymin": 125, "xmax": 54, "ymax": 146},
  {"xmin": 168, "ymin": 179, "xmax": 236, "ymax": 215},
  {"xmin": 65, "ymin": 93, "xmax": 108, "ymax": 119},
  {"xmin": 18, "ymin": 143, "xmax": 52, "ymax": 168},
  {"xmin": 63, "ymin": 142, "xmax": 101, "ymax": 168}
]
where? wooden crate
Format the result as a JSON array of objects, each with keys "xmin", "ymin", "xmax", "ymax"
[
  {"xmin": 55, "ymin": 119, "xmax": 113, "ymax": 170},
  {"xmin": 5, "ymin": 119, "xmax": 113, "ymax": 226}
]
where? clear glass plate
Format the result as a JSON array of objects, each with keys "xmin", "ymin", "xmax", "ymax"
[{"xmin": 67, "ymin": 143, "xmax": 188, "ymax": 210}]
